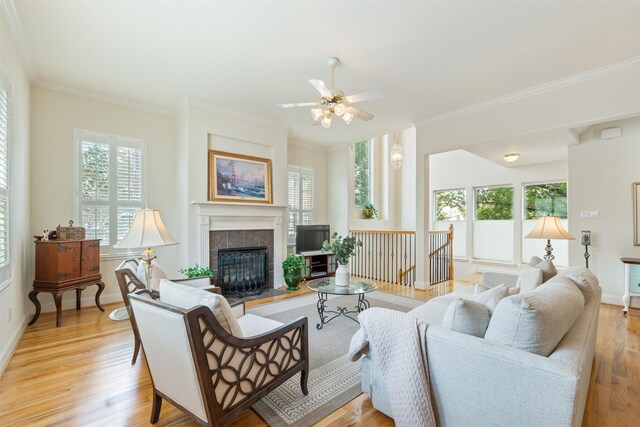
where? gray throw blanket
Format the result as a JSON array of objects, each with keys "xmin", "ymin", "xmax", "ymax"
[{"xmin": 348, "ymin": 307, "xmax": 436, "ymax": 427}]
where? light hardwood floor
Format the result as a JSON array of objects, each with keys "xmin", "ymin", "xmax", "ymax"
[{"xmin": 0, "ymin": 275, "xmax": 637, "ymax": 426}]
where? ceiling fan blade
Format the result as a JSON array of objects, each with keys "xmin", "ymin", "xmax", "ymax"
[
  {"xmin": 346, "ymin": 106, "xmax": 374, "ymax": 121},
  {"xmin": 279, "ymin": 101, "xmax": 322, "ymax": 108},
  {"xmin": 344, "ymin": 89, "xmax": 386, "ymax": 104},
  {"xmin": 309, "ymin": 79, "xmax": 333, "ymax": 98}
]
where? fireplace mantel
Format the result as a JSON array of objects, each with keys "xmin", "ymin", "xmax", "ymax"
[{"xmin": 192, "ymin": 201, "xmax": 288, "ymax": 288}]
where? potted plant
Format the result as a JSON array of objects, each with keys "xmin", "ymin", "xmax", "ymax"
[
  {"xmin": 282, "ymin": 254, "xmax": 306, "ymax": 291},
  {"xmin": 362, "ymin": 202, "xmax": 378, "ymax": 219},
  {"xmin": 179, "ymin": 263, "xmax": 215, "ymax": 284},
  {"xmin": 322, "ymin": 232, "xmax": 362, "ymax": 286}
]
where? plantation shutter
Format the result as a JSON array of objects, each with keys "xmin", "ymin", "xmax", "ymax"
[
  {"xmin": 77, "ymin": 131, "xmax": 146, "ymax": 252},
  {"xmin": 288, "ymin": 166, "xmax": 314, "ymax": 245},
  {"xmin": 0, "ymin": 77, "xmax": 9, "ymax": 281}
]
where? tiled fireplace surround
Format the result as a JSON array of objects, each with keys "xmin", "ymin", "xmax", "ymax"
[{"xmin": 193, "ymin": 202, "xmax": 288, "ymax": 291}]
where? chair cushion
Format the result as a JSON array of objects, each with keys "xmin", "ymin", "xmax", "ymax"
[
  {"xmin": 516, "ymin": 265, "xmax": 543, "ymax": 293},
  {"xmin": 137, "ymin": 260, "xmax": 168, "ymax": 292},
  {"xmin": 237, "ymin": 313, "xmax": 284, "ymax": 338},
  {"xmin": 442, "ymin": 299, "xmax": 491, "ymax": 338},
  {"xmin": 463, "ymin": 284, "xmax": 509, "ymax": 314},
  {"xmin": 159, "ymin": 279, "xmax": 243, "ymax": 337},
  {"xmin": 484, "ymin": 279, "xmax": 585, "ymax": 356}
]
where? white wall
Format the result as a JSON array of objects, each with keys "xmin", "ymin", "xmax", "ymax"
[
  {"xmin": 29, "ymin": 86, "xmax": 179, "ymax": 310},
  {"xmin": 287, "ymin": 141, "xmax": 328, "ymax": 224},
  {"xmin": 327, "ymin": 145, "xmax": 349, "ymax": 237},
  {"xmin": 0, "ymin": 9, "xmax": 32, "ymax": 373},
  {"xmin": 429, "ymin": 150, "xmax": 569, "ymax": 268},
  {"xmin": 569, "ymin": 116, "xmax": 640, "ymax": 307}
]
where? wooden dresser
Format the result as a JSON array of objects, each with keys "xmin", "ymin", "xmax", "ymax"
[{"xmin": 29, "ymin": 239, "xmax": 105, "ymax": 327}]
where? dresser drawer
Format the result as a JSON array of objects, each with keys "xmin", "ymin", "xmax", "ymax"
[{"xmin": 629, "ymin": 264, "xmax": 640, "ymax": 276}]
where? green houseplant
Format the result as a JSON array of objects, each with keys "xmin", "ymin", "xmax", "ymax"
[
  {"xmin": 362, "ymin": 202, "xmax": 378, "ymax": 219},
  {"xmin": 282, "ymin": 254, "xmax": 306, "ymax": 291},
  {"xmin": 179, "ymin": 263, "xmax": 215, "ymax": 284},
  {"xmin": 322, "ymin": 233, "xmax": 362, "ymax": 286}
]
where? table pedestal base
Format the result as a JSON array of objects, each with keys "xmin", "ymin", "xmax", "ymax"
[{"xmin": 315, "ymin": 292, "xmax": 370, "ymax": 330}]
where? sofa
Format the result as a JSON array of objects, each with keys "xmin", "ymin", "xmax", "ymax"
[{"xmin": 359, "ymin": 266, "xmax": 601, "ymax": 427}]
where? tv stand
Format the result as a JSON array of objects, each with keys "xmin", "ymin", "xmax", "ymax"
[{"xmin": 298, "ymin": 251, "xmax": 336, "ymax": 279}]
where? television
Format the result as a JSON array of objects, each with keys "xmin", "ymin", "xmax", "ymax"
[{"xmin": 296, "ymin": 225, "xmax": 330, "ymax": 254}]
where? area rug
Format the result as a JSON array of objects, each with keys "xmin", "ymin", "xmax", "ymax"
[{"xmin": 248, "ymin": 291, "xmax": 423, "ymax": 426}]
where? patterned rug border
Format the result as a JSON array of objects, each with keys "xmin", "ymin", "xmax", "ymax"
[{"xmin": 248, "ymin": 290, "xmax": 423, "ymax": 426}]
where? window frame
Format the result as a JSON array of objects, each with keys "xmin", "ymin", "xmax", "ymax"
[
  {"xmin": 353, "ymin": 139, "xmax": 373, "ymax": 208},
  {"xmin": 287, "ymin": 165, "xmax": 315, "ymax": 245},
  {"xmin": 433, "ymin": 188, "xmax": 466, "ymax": 221},
  {"xmin": 74, "ymin": 129, "xmax": 148, "ymax": 255},
  {"xmin": 0, "ymin": 72, "xmax": 11, "ymax": 284},
  {"xmin": 473, "ymin": 184, "xmax": 515, "ymax": 221},
  {"xmin": 522, "ymin": 181, "xmax": 568, "ymax": 220}
]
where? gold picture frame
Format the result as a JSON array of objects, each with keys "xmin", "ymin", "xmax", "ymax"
[
  {"xmin": 634, "ymin": 182, "xmax": 640, "ymax": 246},
  {"xmin": 208, "ymin": 150, "xmax": 273, "ymax": 204}
]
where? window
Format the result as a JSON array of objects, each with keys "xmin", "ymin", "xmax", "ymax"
[
  {"xmin": 0, "ymin": 76, "xmax": 10, "ymax": 282},
  {"xmin": 288, "ymin": 166, "xmax": 314, "ymax": 244},
  {"xmin": 523, "ymin": 182, "xmax": 568, "ymax": 219},
  {"xmin": 354, "ymin": 139, "xmax": 371, "ymax": 208},
  {"xmin": 434, "ymin": 189, "xmax": 466, "ymax": 221},
  {"xmin": 475, "ymin": 186, "xmax": 514, "ymax": 220},
  {"xmin": 76, "ymin": 130, "xmax": 146, "ymax": 251}
]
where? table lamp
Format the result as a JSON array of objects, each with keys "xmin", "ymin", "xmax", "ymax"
[
  {"xmin": 109, "ymin": 207, "xmax": 178, "ymax": 321},
  {"xmin": 525, "ymin": 215, "xmax": 574, "ymax": 260}
]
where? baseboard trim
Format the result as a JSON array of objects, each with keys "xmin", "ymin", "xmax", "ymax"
[{"xmin": 0, "ymin": 315, "xmax": 28, "ymax": 377}]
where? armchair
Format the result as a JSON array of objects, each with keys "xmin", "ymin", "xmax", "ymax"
[
  {"xmin": 114, "ymin": 259, "xmax": 220, "ymax": 364},
  {"xmin": 128, "ymin": 288, "xmax": 309, "ymax": 426}
]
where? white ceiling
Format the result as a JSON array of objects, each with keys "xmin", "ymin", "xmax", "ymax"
[{"xmin": 11, "ymin": 1, "xmax": 640, "ymax": 147}]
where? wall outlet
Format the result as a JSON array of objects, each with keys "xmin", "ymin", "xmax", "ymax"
[
  {"xmin": 8, "ymin": 308, "xmax": 12, "ymax": 322},
  {"xmin": 580, "ymin": 210, "xmax": 600, "ymax": 219}
]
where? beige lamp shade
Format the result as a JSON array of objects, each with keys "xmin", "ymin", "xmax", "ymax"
[
  {"xmin": 525, "ymin": 216, "xmax": 575, "ymax": 240},
  {"xmin": 114, "ymin": 208, "xmax": 178, "ymax": 249}
]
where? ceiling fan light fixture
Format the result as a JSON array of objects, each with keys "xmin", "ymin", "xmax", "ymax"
[
  {"xmin": 321, "ymin": 115, "xmax": 333, "ymax": 128},
  {"xmin": 333, "ymin": 102, "xmax": 346, "ymax": 116},
  {"xmin": 342, "ymin": 111, "xmax": 354, "ymax": 125},
  {"xmin": 310, "ymin": 108, "xmax": 324, "ymax": 121}
]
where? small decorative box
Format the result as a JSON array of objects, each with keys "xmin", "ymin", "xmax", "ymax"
[{"xmin": 56, "ymin": 220, "xmax": 86, "ymax": 241}]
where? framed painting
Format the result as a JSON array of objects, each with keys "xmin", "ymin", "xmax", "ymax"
[
  {"xmin": 208, "ymin": 150, "xmax": 273, "ymax": 204},
  {"xmin": 635, "ymin": 182, "xmax": 640, "ymax": 246}
]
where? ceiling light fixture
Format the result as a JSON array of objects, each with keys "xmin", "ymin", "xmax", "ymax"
[
  {"xmin": 321, "ymin": 114, "xmax": 333, "ymax": 128},
  {"xmin": 390, "ymin": 133, "xmax": 403, "ymax": 170},
  {"xmin": 503, "ymin": 153, "xmax": 520, "ymax": 163}
]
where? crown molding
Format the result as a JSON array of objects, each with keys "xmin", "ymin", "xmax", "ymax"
[
  {"xmin": 33, "ymin": 79, "xmax": 176, "ymax": 117},
  {"xmin": 416, "ymin": 55, "xmax": 640, "ymax": 127},
  {"xmin": 187, "ymin": 98, "xmax": 288, "ymax": 132},
  {"xmin": 1, "ymin": 0, "xmax": 37, "ymax": 80}
]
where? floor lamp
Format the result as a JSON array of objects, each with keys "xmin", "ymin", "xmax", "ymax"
[
  {"xmin": 525, "ymin": 215, "xmax": 574, "ymax": 260},
  {"xmin": 109, "ymin": 207, "xmax": 178, "ymax": 321}
]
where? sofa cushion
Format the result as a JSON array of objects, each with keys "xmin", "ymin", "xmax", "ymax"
[
  {"xmin": 136, "ymin": 260, "xmax": 168, "ymax": 292},
  {"xmin": 442, "ymin": 299, "xmax": 491, "ymax": 338},
  {"xmin": 159, "ymin": 279, "xmax": 243, "ymax": 337},
  {"xmin": 463, "ymin": 284, "xmax": 509, "ymax": 314},
  {"xmin": 556, "ymin": 266, "xmax": 599, "ymax": 304},
  {"xmin": 529, "ymin": 257, "xmax": 557, "ymax": 283},
  {"xmin": 484, "ymin": 279, "xmax": 585, "ymax": 356},
  {"xmin": 516, "ymin": 265, "xmax": 543, "ymax": 292}
]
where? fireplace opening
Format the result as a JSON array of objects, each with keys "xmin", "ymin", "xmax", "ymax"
[{"xmin": 217, "ymin": 246, "xmax": 269, "ymax": 297}]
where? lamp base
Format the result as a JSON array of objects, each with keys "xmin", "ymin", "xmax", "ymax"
[{"xmin": 543, "ymin": 239, "xmax": 555, "ymax": 261}]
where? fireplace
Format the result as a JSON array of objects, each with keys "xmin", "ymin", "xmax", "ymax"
[{"xmin": 217, "ymin": 246, "xmax": 269, "ymax": 297}]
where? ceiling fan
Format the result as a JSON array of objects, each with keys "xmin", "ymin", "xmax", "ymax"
[{"xmin": 279, "ymin": 57, "xmax": 385, "ymax": 128}]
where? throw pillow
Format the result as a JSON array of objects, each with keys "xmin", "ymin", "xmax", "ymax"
[
  {"xmin": 516, "ymin": 265, "xmax": 543, "ymax": 293},
  {"xmin": 443, "ymin": 299, "xmax": 491, "ymax": 338},
  {"xmin": 475, "ymin": 284, "xmax": 520, "ymax": 296},
  {"xmin": 464, "ymin": 284, "xmax": 509, "ymax": 315},
  {"xmin": 159, "ymin": 279, "xmax": 243, "ymax": 337},
  {"xmin": 484, "ymin": 279, "xmax": 585, "ymax": 357},
  {"xmin": 136, "ymin": 260, "xmax": 168, "ymax": 292},
  {"xmin": 528, "ymin": 256, "xmax": 544, "ymax": 266},
  {"xmin": 531, "ymin": 258, "xmax": 557, "ymax": 283}
]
